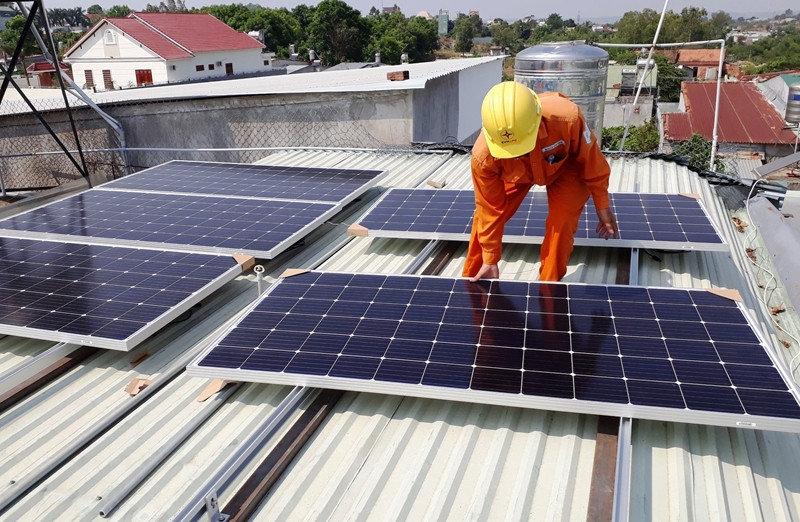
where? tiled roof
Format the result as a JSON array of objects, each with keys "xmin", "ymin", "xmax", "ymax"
[
  {"xmin": 663, "ymin": 81, "xmax": 797, "ymax": 144},
  {"xmin": 67, "ymin": 12, "xmax": 263, "ymax": 61},
  {"xmin": 131, "ymin": 12, "xmax": 263, "ymax": 54},
  {"xmin": 106, "ymin": 17, "xmax": 191, "ymax": 60},
  {"xmin": 675, "ymin": 48, "xmax": 724, "ymax": 65},
  {"xmin": 25, "ymin": 62, "xmax": 70, "ymax": 72}
]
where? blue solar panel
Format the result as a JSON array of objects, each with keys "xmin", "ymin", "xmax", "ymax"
[
  {"xmin": 354, "ymin": 189, "xmax": 727, "ymax": 251},
  {"xmin": 0, "ymin": 237, "xmax": 242, "ymax": 350},
  {"xmin": 188, "ymin": 271, "xmax": 800, "ymax": 432},
  {"xmin": 0, "ymin": 191, "xmax": 337, "ymax": 258},
  {"xmin": 101, "ymin": 160, "xmax": 383, "ymax": 202}
]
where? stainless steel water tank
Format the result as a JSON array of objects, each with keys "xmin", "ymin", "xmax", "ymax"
[
  {"xmin": 514, "ymin": 40, "xmax": 609, "ymax": 139},
  {"xmin": 786, "ymin": 82, "xmax": 800, "ymax": 123}
]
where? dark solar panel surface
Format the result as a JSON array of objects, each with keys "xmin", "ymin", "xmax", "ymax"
[
  {"xmin": 102, "ymin": 160, "xmax": 383, "ymax": 202},
  {"xmin": 0, "ymin": 191, "xmax": 336, "ymax": 258},
  {"xmin": 356, "ymin": 189, "xmax": 726, "ymax": 250},
  {"xmin": 0, "ymin": 237, "xmax": 240, "ymax": 350},
  {"xmin": 191, "ymin": 271, "xmax": 800, "ymax": 432}
]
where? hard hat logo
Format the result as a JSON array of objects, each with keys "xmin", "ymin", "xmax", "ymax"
[{"xmin": 480, "ymin": 81, "xmax": 542, "ymax": 159}]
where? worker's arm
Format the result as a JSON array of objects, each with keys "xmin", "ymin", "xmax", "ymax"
[
  {"xmin": 470, "ymin": 152, "xmax": 507, "ymax": 267},
  {"xmin": 571, "ymin": 114, "xmax": 618, "ymax": 239}
]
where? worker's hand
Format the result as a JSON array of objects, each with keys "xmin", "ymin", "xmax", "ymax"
[
  {"xmin": 469, "ymin": 263, "xmax": 499, "ymax": 282},
  {"xmin": 595, "ymin": 208, "xmax": 619, "ymax": 240}
]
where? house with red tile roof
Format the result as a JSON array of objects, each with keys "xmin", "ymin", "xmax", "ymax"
[
  {"xmin": 663, "ymin": 81, "xmax": 797, "ymax": 160},
  {"xmin": 63, "ymin": 12, "xmax": 265, "ymax": 91},
  {"xmin": 25, "ymin": 61, "xmax": 72, "ymax": 88}
]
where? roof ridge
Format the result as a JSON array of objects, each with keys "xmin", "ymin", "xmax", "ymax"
[{"xmin": 128, "ymin": 12, "xmax": 194, "ymax": 58}]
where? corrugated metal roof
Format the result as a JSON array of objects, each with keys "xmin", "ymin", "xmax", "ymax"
[
  {"xmin": 664, "ymin": 112, "xmax": 693, "ymax": 141},
  {"xmin": 664, "ymin": 82, "xmax": 797, "ymax": 144},
  {"xmin": 0, "ymin": 56, "xmax": 503, "ymax": 115},
  {"xmin": 1, "ymin": 150, "xmax": 800, "ymax": 521}
]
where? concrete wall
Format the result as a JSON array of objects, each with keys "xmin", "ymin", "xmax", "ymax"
[
  {"xmin": 603, "ymin": 96, "xmax": 655, "ymax": 127},
  {"xmin": 411, "ymin": 74, "xmax": 458, "ymax": 145},
  {"xmin": 0, "ymin": 90, "xmax": 417, "ymax": 188},
  {"xmin": 411, "ymin": 58, "xmax": 501, "ymax": 146}
]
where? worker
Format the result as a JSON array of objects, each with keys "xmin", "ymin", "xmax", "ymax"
[{"xmin": 464, "ymin": 81, "xmax": 619, "ymax": 282}]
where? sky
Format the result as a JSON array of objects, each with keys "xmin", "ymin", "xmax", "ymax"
[{"xmin": 39, "ymin": 0, "xmax": 798, "ymax": 24}]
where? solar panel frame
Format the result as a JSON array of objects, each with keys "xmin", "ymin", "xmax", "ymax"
[
  {"xmin": 187, "ymin": 271, "xmax": 800, "ymax": 433},
  {"xmin": 0, "ymin": 237, "xmax": 243, "ymax": 350},
  {"xmin": 0, "ymin": 190, "xmax": 342, "ymax": 259},
  {"xmin": 353, "ymin": 189, "xmax": 729, "ymax": 252},
  {"xmin": 97, "ymin": 160, "xmax": 385, "ymax": 203}
]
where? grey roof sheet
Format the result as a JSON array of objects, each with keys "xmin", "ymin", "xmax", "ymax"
[{"xmin": 1, "ymin": 150, "xmax": 799, "ymax": 520}]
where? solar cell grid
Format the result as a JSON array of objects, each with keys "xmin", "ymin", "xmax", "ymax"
[
  {"xmin": 0, "ymin": 191, "xmax": 337, "ymax": 258},
  {"xmin": 189, "ymin": 271, "xmax": 800, "ymax": 432},
  {"xmin": 0, "ymin": 237, "xmax": 241, "ymax": 350},
  {"xmin": 355, "ymin": 189, "xmax": 727, "ymax": 251},
  {"xmin": 101, "ymin": 160, "xmax": 383, "ymax": 202}
]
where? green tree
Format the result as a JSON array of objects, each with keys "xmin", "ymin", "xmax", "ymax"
[
  {"xmin": 0, "ymin": 15, "xmax": 39, "ymax": 85},
  {"xmin": 306, "ymin": 0, "xmax": 369, "ymax": 65},
  {"xmin": 490, "ymin": 20, "xmax": 516, "ymax": 50},
  {"xmin": 545, "ymin": 13, "xmax": 564, "ymax": 31},
  {"xmin": 709, "ymin": 11, "xmax": 733, "ymax": 39},
  {"xmin": 291, "ymin": 4, "xmax": 315, "ymax": 32},
  {"xmin": 86, "ymin": 4, "xmax": 104, "ymax": 15},
  {"xmin": 47, "ymin": 7, "xmax": 88, "ymax": 28},
  {"xmin": 653, "ymin": 54, "xmax": 685, "ymax": 102},
  {"xmin": 602, "ymin": 120, "xmax": 660, "ymax": 152},
  {"xmin": 250, "ymin": 8, "xmax": 301, "ymax": 55},
  {"xmin": 145, "ymin": 0, "xmax": 188, "ymax": 12},
  {"xmin": 406, "ymin": 16, "xmax": 438, "ymax": 62},
  {"xmin": 199, "ymin": 4, "xmax": 257, "ymax": 31},
  {"xmin": 614, "ymin": 9, "xmax": 662, "ymax": 43},
  {"xmin": 105, "ymin": 5, "xmax": 132, "ymax": 17},
  {"xmin": 453, "ymin": 15, "xmax": 475, "ymax": 53}
]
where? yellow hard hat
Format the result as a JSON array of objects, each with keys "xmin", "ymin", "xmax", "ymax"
[{"xmin": 481, "ymin": 81, "xmax": 542, "ymax": 159}]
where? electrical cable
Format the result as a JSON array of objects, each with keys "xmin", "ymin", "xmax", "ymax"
[{"xmin": 741, "ymin": 179, "xmax": 800, "ymax": 376}]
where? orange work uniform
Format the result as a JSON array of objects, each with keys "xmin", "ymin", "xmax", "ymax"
[{"xmin": 463, "ymin": 92, "xmax": 611, "ymax": 282}]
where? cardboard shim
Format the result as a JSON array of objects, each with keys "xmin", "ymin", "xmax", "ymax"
[
  {"xmin": 347, "ymin": 223, "xmax": 369, "ymax": 237},
  {"xmin": 197, "ymin": 379, "xmax": 235, "ymax": 402},
  {"xmin": 280, "ymin": 268, "xmax": 311, "ymax": 279},
  {"xmin": 125, "ymin": 378, "xmax": 153, "ymax": 396},
  {"xmin": 233, "ymin": 254, "xmax": 256, "ymax": 272},
  {"xmin": 129, "ymin": 351, "xmax": 150, "ymax": 368},
  {"xmin": 707, "ymin": 288, "xmax": 743, "ymax": 302},
  {"xmin": 426, "ymin": 179, "xmax": 446, "ymax": 189}
]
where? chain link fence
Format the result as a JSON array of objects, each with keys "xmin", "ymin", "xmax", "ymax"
[{"xmin": 0, "ymin": 91, "xmax": 407, "ymax": 195}]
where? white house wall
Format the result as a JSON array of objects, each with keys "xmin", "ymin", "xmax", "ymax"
[
  {"xmin": 165, "ymin": 49, "xmax": 267, "ymax": 84},
  {"xmin": 70, "ymin": 61, "xmax": 169, "ymax": 90},
  {"xmin": 66, "ymin": 25, "xmax": 267, "ymax": 90},
  {"xmin": 67, "ymin": 24, "xmax": 157, "ymax": 60}
]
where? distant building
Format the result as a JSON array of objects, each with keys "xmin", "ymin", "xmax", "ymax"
[
  {"xmin": 0, "ymin": 5, "xmax": 15, "ymax": 31},
  {"xmin": 25, "ymin": 61, "xmax": 71, "ymax": 88},
  {"xmin": 663, "ymin": 81, "xmax": 797, "ymax": 159},
  {"xmin": 437, "ymin": 10, "xmax": 449, "ymax": 35},
  {"xmin": 62, "ymin": 12, "xmax": 265, "ymax": 91}
]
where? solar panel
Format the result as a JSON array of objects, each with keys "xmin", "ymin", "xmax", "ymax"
[
  {"xmin": 0, "ymin": 190, "xmax": 338, "ymax": 259},
  {"xmin": 0, "ymin": 237, "xmax": 243, "ymax": 350},
  {"xmin": 100, "ymin": 160, "xmax": 384, "ymax": 202},
  {"xmin": 187, "ymin": 271, "xmax": 800, "ymax": 433},
  {"xmin": 351, "ymin": 189, "xmax": 728, "ymax": 251}
]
